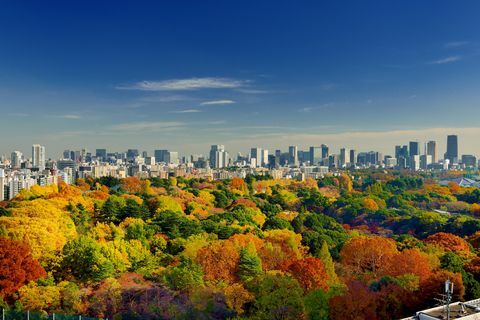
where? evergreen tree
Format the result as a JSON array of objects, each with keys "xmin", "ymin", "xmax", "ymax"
[
  {"xmin": 318, "ymin": 241, "xmax": 339, "ymax": 286},
  {"xmin": 238, "ymin": 244, "xmax": 263, "ymax": 281}
]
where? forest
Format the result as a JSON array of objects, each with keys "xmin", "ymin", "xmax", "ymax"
[{"xmin": 1, "ymin": 171, "xmax": 480, "ymax": 319}]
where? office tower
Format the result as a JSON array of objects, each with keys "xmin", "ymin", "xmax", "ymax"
[
  {"xmin": 420, "ymin": 154, "xmax": 432, "ymax": 170},
  {"xmin": 340, "ymin": 148, "xmax": 350, "ymax": 168},
  {"xmin": 445, "ymin": 135, "xmax": 458, "ymax": 163},
  {"xmin": 32, "ymin": 144, "xmax": 46, "ymax": 171},
  {"xmin": 309, "ymin": 147, "xmax": 322, "ymax": 166},
  {"xmin": 350, "ymin": 149, "xmax": 356, "ymax": 166},
  {"xmin": 411, "ymin": 155, "xmax": 421, "ymax": 171},
  {"xmin": 154, "ymin": 149, "xmax": 169, "ymax": 163},
  {"xmin": 321, "ymin": 144, "xmax": 329, "ymax": 158},
  {"xmin": 63, "ymin": 150, "xmax": 72, "ymax": 160},
  {"xmin": 126, "ymin": 149, "xmax": 139, "ymax": 160},
  {"xmin": 288, "ymin": 146, "xmax": 298, "ymax": 166},
  {"xmin": 96, "ymin": 149, "xmax": 107, "ymax": 161},
  {"xmin": 409, "ymin": 141, "xmax": 420, "ymax": 156},
  {"xmin": 462, "ymin": 155, "xmax": 477, "ymax": 169},
  {"xmin": 142, "ymin": 151, "xmax": 148, "ymax": 158},
  {"xmin": 0, "ymin": 168, "xmax": 4, "ymax": 201},
  {"xmin": 250, "ymin": 147, "xmax": 262, "ymax": 167},
  {"xmin": 11, "ymin": 151, "xmax": 22, "ymax": 169},
  {"xmin": 395, "ymin": 145, "xmax": 409, "ymax": 169},
  {"xmin": 425, "ymin": 141, "xmax": 437, "ymax": 163},
  {"xmin": 262, "ymin": 149, "xmax": 269, "ymax": 167},
  {"xmin": 210, "ymin": 145, "xmax": 225, "ymax": 168},
  {"xmin": 166, "ymin": 151, "xmax": 179, "ymax": 164}
]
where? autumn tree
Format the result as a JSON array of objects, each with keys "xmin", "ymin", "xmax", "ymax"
[
  {"xmin": 329, "ymin": 281, "xmax": 378, "ymax": 320},
  {"xmin": 121, "ymin": 177, "xmax": 143, "ymax": 194},
  {"xmin": 424, "ymin": 232, "xmax": 471, "ymax": 255},
  {"xmin": 0, "ymin": 238, "xmax": 46, "ymax": 297},
  {"xmin": 196, "ymin": 240, "xmax": 240, "ymax": 282},
  {"xmin": 238, "ymin": 244, "xmax": 263, "ymax": 282},
  {"xmin": 282, "ymin": 257, "xmax": 330, "ymax": 292},
  {"xmin": 340, "ymin": 236, "xmax": 398, "ymax": 279}
]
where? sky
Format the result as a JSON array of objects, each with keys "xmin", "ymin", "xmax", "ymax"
[{"xmin": 1, "ymin": 1, "xmax": 480, "ymax": 158}]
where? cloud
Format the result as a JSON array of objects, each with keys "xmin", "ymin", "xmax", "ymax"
[
  {"xmin": 59, "ymin": 114, "xmax": 82, "ymax": 119},
  {"xmin": 429, "ymin": 56, "xmax": 462, "ymax": 65},
  {"xmin": 170, "ymin": 109, "xmax": 201, "ymax": 113},
  {"xmin": 117, "ymin": 77, "xmax": 246, "ymax": 91},
  {"xmin": 141, "ymin": 95, "xmax": 193, "ymax": 102},
  {"xmin": 200, "ymin": 100, "xmax": 235, "ymax": 106},
  {"xmin": 109, "ymin": 121, "xmax": 184, "ymax": 132},
  {"xmin": 235, "ymin": 88, "xmax": 270, "ymax": 94},
  {"xmin": 444, "ymin": 41, "xmax": 470, "ymax": 48},
  {"xmin": 298, "ymin": 103, "xmax": 334, "ymax": 113},
  {"xmin": 8, "ymin": 112, "xmax": 30, "ymax": 117}
]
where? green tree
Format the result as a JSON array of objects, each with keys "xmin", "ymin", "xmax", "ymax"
[
  {"xmin": 318, "ymin": 241, "xmax": 339, "ymax": 286},
  {"xmin": 62, "ymin": 236, "xmax": 115, "ymax": 283},
  {"xmin": 238, "ymin": 245, "xmax": 263, "ymax": 282}
]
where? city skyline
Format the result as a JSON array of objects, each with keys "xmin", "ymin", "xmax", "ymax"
[{"xmin": 1, "ymin": 2, "xmax": 480, "ymax": 155}]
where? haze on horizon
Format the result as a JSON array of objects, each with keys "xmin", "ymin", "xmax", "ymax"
[{"xmin": 1, "ymin": 1, "xmax": 480, "ymax": 157}]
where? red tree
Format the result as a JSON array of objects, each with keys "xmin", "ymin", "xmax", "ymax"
[
  {"xmin": 281, "ymin": 257, "xmax": 330, "ymax": 292},
  {"xmin": 0, "ymin": 237, "xmax": 46, "ymax": 297}
]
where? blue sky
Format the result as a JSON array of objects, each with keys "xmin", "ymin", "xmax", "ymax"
[{"xmin": 1, "ymin": 1, "xmax": 480, "ymax": 158}]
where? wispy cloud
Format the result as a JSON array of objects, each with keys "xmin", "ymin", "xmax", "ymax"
[
  {"xmin": 444, "ymin": 41, "xmax": 470, "ymax": 48},
  {"xmin": 169, "ymin": 109, "xmax": 201, "ymax": 113},
  {"xmin": 8, "ymin": 112, "xmax": 30, "ymax": 117},
  {"xmin": 117, "ymin": 77, "xmax": 247, "ymax": 91},
  {"xmin": 429, "ymin": 55, "xmax": 462, "ymax": 65},
  {"xmin": 109, "ymin": 121, "xmax": 185, "ymax": 132},
  {"xmin": 298, "ymin": 103, "xmax": 334, "ymax": 113},
  {"xmin": 200, "ymin": 100, "xmax": 235, "ymax": 106},
  {"xmin": 58, "ymin": 114, "xmax": 82, "ymax": 119},
  {"xmin": 235, "ymin": 88, "xmax": 270, "ymax": 94},
  {"xmin": 141, "ymin": 95, "xmax": 193, "ymax": 102}
]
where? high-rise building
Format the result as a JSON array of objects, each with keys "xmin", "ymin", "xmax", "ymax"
[
  {"xmin": 409, "ymin": 141, "xmax": 420, "ymax": 156},
  {"xmin": 126, "ymin": 149, "xmax": 139, "ymax": 160},
  {"xmin": 96, "ymin": 149, "xmax": 107, "ymax": 161},
  {"xmin": 340, "ymin": 148, "xmax": 350, "ymax": 167},
  {"xmin": 210, "ymin": 145, "xmax": 226, "ymax": 168},
  {"xmin": 461, "ymin": 155, "xmax": 477, "ymax": 169},
  {"xmin": 154, "ymin": 150, "xmax": 169, "ymax": 163},
  {"xmin": 350, "ymin": 149, "xmax": 356, "ymax": 166},
  {"xmin": 11, "ymin": 151, "xmax": 22, "ymax": 169},
  {"xmin": 32, "ymin": 144, "xmax": 46, "ymax": 171},
  {"xmin": 262, "ymin": 149, "xmax": 269, "ymax": 167},
  {"xmin": 420, "ymin": 154, "xmax": 432, "ymax": 170},
  {"xmin": 425, "ymin": 141, "xmax": 437, "ymax": 163},
  {"xmin": 445, "ymin": 135, "xmax": 458, "ymax": 164},
  {"xmin": 309, "ymin": 147, "xmax": 322, "ymax": 166},
  {"xmin": 250, "ymin": 147, "xmax": 262, "ymax": 167},
  {"xmin": 166, "ymin": 151, "xmax": 179, "ymax": 164},
  {"xmin": 321, "ymin": 144, "xmax": 329, "ymax": 158},
  {"xmin": 288, "ymin": 146, "xmax": 298, "ymax": 166},
  {"xmin": 0, "ymin": 168, "xmax": 5, "ymax": 201}
]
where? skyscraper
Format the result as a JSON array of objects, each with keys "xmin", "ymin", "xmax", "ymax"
[
  {"xmin": 166, "ymin": 151, "xmax": 179, "ymax": 164},
  {"xmin": 250, "ymin": 147, "xmax": 262, "ymax": 167},
  {"xmin": 154, "ymin": 150, "xmax": 169, "ymax": 163},
  {"xmin": 288, "ymin": 146, "xmax": 298, "ymax": 166},
  {"xmin": 321, "ymin": 144, "xmax": 329, "ymax": 158},
  {"xmin": 425, "ymin": 141, "xmax": 437, "ymax": 164},
  {"xmin": 210, "ymin": 145, "xmax": 226, "ymax": 168},
  {"xmin": 32, "ymin": 144, "xmax": 46, "ymax": 171},
  {"xmin": 340, "ymin": 148, "xmax": 350, "ymax": 168},
  {"xmin": 309, "ymin": 146, "xmax": 322, "ymax": 165},
  {"xmin": 10, "ymin": 151, "xmax": 22, "ymax": 169},
  {"xmin": 409, "ymin": 141, "xmax": 420, "ymax": 156},
  {"xmin": 96, "ymin": 149, "xmax": 107, "ymax": 161},
  {"xmin": 0, "ymin": 168, "xmax": 5, "ymax": 201},
  {"xmin": 445, "ymin": 135, "xmax": 458, "ymax": 163}
]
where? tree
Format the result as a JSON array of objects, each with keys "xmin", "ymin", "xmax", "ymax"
[
  {"xmin": 318, "ymin": 241, "xmax": 340, "ymax": 286},
  {"xmin": 0, "ymin": 238, "xmax": 46, "ymax": 297},
  {"xmin": 251, "ymin": 274, "xmax": 305, "ymax": 320},
  {"xmin": 387, "ymin": 248, "xmax": 433, "ymax": 282},
  {"xmin": 282, "ymin": 257, "xmax": 330, "ymax": 292},
  {"xmin": 62, "ymin": 236, "xmax": 115, "ymax": 283},
  {"xmin": 340, "ymin": 236, "xmax": 398, "ymax": 278},
  {"xmin": 120, "ymin": 177, "xmax": 143, "ymax": 194},
  {"xmin": 238, "ymin": 244, "xmax": 263, "ymax": 281},
  {"xmin": 99, "ymin": 195, "xmax": 126, "ymax": 224},
  {"xmin": 424, "ymin": 232, "xmax": 471, "ymax": 255},
  {"xmin": 162, "ymin": 259, "xmax": 204, "ymax": 291},
  {"xmin": 196, "ymin": 240, "xmax": 240, "ymax": 282},
  {"xmin": 329, "ymin": 281, "xmax": 377, "ymax": 320}
]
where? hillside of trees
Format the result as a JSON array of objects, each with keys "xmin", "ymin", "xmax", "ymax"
[{"xmin": 1, "ymin": 172, "xmax": 480, "ymax": 319}]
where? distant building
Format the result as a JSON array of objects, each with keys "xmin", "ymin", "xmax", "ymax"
[
  {"xmin": 210, "ymin": 145, "xmax": 228, "ymax": 168},
  {"xmin": 0, "ymin": 169, "xmax": 5, "ymax": 201},
  {"xmin": 96, "ymin": 149, "xmax": 107, "ymax": 161},
  {"xmin": 340, "ymin": 148, "xmax": 350, "ymax": 168},
  {"xmin": 445, "ymin": 135, "xmax": 459, "ymax": 164},
  {"xmin": 10, "ymin": 151, "xmax": 22, "ymax": 169},
  {"xmin": 461, "ymin": 154, "xmax": 477, "ymax": 169},
  {"xmin": 288, "ymin": 146, "xmax": 298, "ymax": 166},
  {"xmin": 409, "ymin": 141, "xmax": 420, "ymax": 156},
  {"xmin": 426, "ymin": 141, "xmax": 437, "ymax": 163},
  {"xmin": 154, "ymin": 150, "xmax": 169, "ymax": 163},
  {"xmin": 309, "ymin": 146, "xmax": 323, "ymax": 166},
  {"xmin": 32, "ymin": 144, "xmax": 46, "ymax": 171}
]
